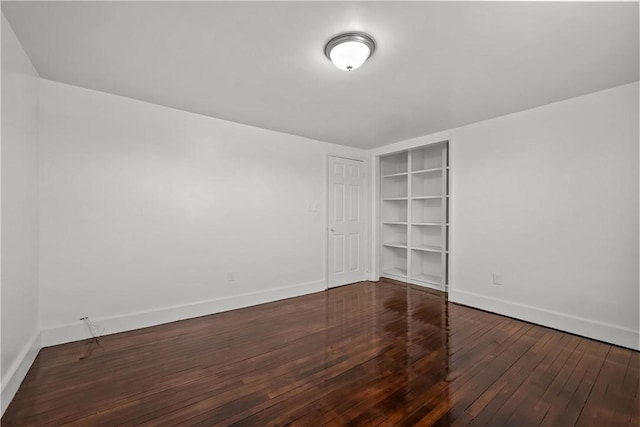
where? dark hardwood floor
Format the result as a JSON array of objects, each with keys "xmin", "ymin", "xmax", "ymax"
[{"xmin": 3, "ymin": 280, "xmax": 638, "ymax": 426}]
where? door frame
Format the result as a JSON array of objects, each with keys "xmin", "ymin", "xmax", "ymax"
[{"xmin": 325, "ymin": 153, "xmax": 370, "ymax": 290}]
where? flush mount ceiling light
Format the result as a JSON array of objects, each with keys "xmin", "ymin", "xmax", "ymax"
[{"xmin": 324, "ymin": 32, "xmax": 376, "ymax": 72}]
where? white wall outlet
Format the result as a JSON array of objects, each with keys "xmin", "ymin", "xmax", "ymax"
[
  {"xmin": 493, "ymin": 273, "xmax": 503, "ymax": 286},
  {"xmin": 227, "ymin": 271, "xmax": 235, "ymax": 282}
]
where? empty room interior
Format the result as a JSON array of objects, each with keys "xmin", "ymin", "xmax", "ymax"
[{"xmin": 1, "ymin": 1, "xmax": 639, "ymax": 425}]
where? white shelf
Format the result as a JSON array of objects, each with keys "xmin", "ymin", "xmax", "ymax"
[
  {"xmin": 382, "ymin": 199, "xmax": 408, "ymax": 223},
  {"xmin": 382, "ymin": 152, "xmax": 408, "ymax": 176},
  {"xmin": 411, "ymin": 195, "xmax": 443, "ymax": 200},
  {"xmin": 383, "ymin": 174, "xmax": 408, "ymax": 199},
  {"xmin": 413, "ymin": 222, "xmax": 446, "ymax": 226},
  {"xmin": 383, "ymin": 172, "xmax": 409, "ymax": 178},
  {"xmin": 411, "ymin": 225, "xmax": 444, "ymax": 254},
  {"xmin": 382, "ymin": 268, "xmax": 408, "ymax": 278},
  {"xmin": 383, "ymin": 243, "xmax": 408, "ymax": 249},
  {"xmin": 412, "ymin": 143, "xmax": 445, "ymax": 171},
  {"xmin": 411, "ymin": 249, "xmax": 443, "ymax": 287},
  {"xmin": 413, "ymin": 245, "xmax": 445, "ymax": 253},
  {"xmin": 384, "ymin": 197, "xmax": 408, "ymax": 201},
  {"xmin": 383, "ymin": 222, "xmax": 407, "ymax": 225},
  {"xmin": 412, "ymin": 167, "xmax": 443, "ymax": 175},
  {"xmin": 383, "ymin": 223, "xmax": 408, "ymax": 247},
  {"xmin": 412, "ymin": 273, "xmax": 443, "ymax": 286},
  {"xmin": 412, "ymin": 197, "xmax": 444, "ymax": 223}
]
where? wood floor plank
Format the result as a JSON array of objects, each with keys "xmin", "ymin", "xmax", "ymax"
[
  {"xmin": 463, "ymin": 329, "xmax": 567, "ymax": 424},
  {"xmin": 2, "ymin": 280, "xmax": 637, "ymax": 427}
]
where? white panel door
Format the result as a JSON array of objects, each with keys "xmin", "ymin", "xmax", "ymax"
[{"xmin": 328, "ymin": 156, "xmax": 366, "ymax": 288}]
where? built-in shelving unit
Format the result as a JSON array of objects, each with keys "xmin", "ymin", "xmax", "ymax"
[{"xmin": 379, "ymin": 142, "xmax": 449, "ymax": 291}]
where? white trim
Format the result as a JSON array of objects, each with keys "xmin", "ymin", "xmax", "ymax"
[
  {"xmin": 366, "ymin": 151, "xmax": 376, "ymax": 282},
  {"xmin": 369, "ymin": 131, "xmax": 454, "ymax": 158},
  {"xmin": 326, "ymin": 152, "xmax": 366, "ymax": 162},
  {"xmin": 449, "ymin": 289, "xmax": 640, "ymax": 351},
  {"xmin": 447, "ymin": 137, "xmax": 455, "ymax": 294},
  {"xmin": 371, "ymin": 154, "xmax": 381, "ymax": 281},
  {"xmin": 1, "ymin": 331, "xmax": 41, "ymax": 416},
  {"xmin": 41, "ymin": 280, "xmax": 325, "ymax": 348},
  {"xmin": 324, "ymin": 154, "xmax": 329, "ymax": 289}
]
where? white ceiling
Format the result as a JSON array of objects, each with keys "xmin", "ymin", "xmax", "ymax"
[{"xmin": 2, "ymin": 1, "xmax": 638, "ymax": 149}]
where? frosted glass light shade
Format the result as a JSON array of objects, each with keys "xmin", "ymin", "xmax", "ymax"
[
  {"xmin": 329, "ymin": 41, "xmax": 370, "ymax": 71},
  {"xmin": 325, "ymin": 32, "xmax": 376, "ymax": 72}
]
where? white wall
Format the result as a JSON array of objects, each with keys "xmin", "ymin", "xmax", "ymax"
[
  {"xmin": 38, "ymin": 79, "xmax": 366, "ymax": 346},
  {"xmin": 1, "ymin": 15, "xmax": 41, "ymax": 414},
  {"xmin": 371, "ymin": 82, "xmax": 639, "ymax": 350}
]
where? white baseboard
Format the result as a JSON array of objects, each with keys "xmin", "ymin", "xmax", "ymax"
[
  {"xmin": 1, "ymin": 331, "xmax": 41, "ymax": 416},
  {"xmin": 449, "ymin": 289, "xmax": 639, "ymax": 351},
  {"xmin": 41, "ymin": 280, "xmax": 326, "ymax": 348}
]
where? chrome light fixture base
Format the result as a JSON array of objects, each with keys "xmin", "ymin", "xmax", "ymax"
[{"xmin": 324, "ymin": 32, "xmax": 376, "ymax": 71}]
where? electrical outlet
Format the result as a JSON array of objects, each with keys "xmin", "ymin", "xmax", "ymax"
[
  {"xmin": 493, "ymin": 273, "xmax": 503, "ymax": 286},
  {"xmin": 228, "ymin": 271, "xmax": 235, "ymax": 282}
]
